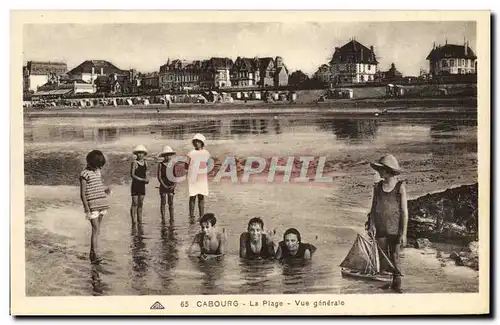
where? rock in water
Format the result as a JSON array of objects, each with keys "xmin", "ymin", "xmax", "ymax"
[
  {"xmin": 467, "ymin": 241, "xmax": 479, "ymax": 257},
  {"xmin": 407, "ymin": 183, "xmax": 478, "ymax": 244},
  {"xmin": 415, "ymin": 238, "xmax": 433, "ymax": 249}
]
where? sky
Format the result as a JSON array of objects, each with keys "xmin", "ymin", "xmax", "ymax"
[{"xmin": 23, "ymin": 21, "xmax": 476, "ymax": 76}]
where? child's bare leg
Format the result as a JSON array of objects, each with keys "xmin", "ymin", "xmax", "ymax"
[
  {"xmin": 189, "ymin": 196, "xmax": 196, "ymax": 217},
  {"xmin": 137, "ymin": 195, "xmax": 145, "ymax": 224},
  {"xmin": 160, "ymin": 193, "xmax": 166, "ymax": 221},
  {"xmin": 197, "ymin": 194, "xmax": 204, "ymax": 217},
  {"xmin": 89, "ymin": 218, "xmax": 99, "ymax": 262},
  {"xmin": 130, "ymin": 196, "xmax": 138, "ymax": 225},
  {"xmin": 167, "ymin": 193, "xmax": 174, "ymax": 220}
]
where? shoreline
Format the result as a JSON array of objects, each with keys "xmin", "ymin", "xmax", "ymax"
[{"xmin": 24, "ymin": 106, "xmax": 477, "ymax": 120}]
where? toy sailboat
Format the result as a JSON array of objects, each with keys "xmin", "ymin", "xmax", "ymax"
[{"xmin": 340, "ymin": 233, "xmax": 400, "ymax": 282}]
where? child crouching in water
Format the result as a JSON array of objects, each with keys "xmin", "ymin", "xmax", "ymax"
[
  {"xmin": 80, "ymin": 150, "xmax": 111, "ymax": 264},
  {"xmin": 275, "ymin": 228, "xmax": 317, "ymax": 261},
  {"xmin": 365, "ymin": 154, "xmax": 408, "ymax": 293},
  {"xmin": 157, "ymin": 145, "xmax": 177, "ymax": 222},
  {"xmin": 188, "ymin": 213, "xmax": 225, "ymax": 260},
  {"xmin": 239, "ymin": 217, "xmax": 277, "ymax": 260}
]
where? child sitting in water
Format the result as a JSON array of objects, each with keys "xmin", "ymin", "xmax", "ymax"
[
  {"xmin": 275, "ymin": 228, "xmax": 317, "ymax": 261},
  {"xmin": 365, "ymin": 154, "xmax": 408, "ymax": 294},
  {"xmin": 239, "ymin": 217, "xmax": 277, "ymax": 260},
  {"xmin": 188, "ymin": 213, "xmax": 225, "ymax": 260},
  {"xmin": 157, "ymin": 145, "xmax": 177, "ymax": 222},
  {"xmin": 79, "ymin": 150, "xmax": 111, "ymax": 264}
]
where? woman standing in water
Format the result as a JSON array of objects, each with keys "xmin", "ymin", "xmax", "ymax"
[
  {"xmin": 130, "ymin": 145, "xmax": 149, "ymax": 225},
  {"xmin": 186, "ymin": 133, "xmax": 211, "ymax": 220},
  {"xmin": 365, "ymin": 154, "xmax": 408, "ymax": 294},
  {"xmin": 275, "ymin": 228, "xmax": 317, "ymax": 261},
  {"xmin": 79, "ymin": 150, "xmax": 111, "ymax": 264},
  {"xmin": 239, "ymin": 217, "xmax": 277, "ymax": 260}
]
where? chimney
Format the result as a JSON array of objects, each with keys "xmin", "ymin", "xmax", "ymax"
[
  {"xmin": 465, "ymin": 41, "xmax": 468, "ymax": 56},
  {"xmin": 433, "ymin": 42, "xmax": 435, "ymax": 49},
  {"xmin": 91, "ymin": 67, "xmax": 95, "ymax": 75},
  {"xmin": 100, "ymin": 67, "xmax": 104, "ymax": 75},
  {"xmin": 361, "ymin": 47, "xmax": 364, "ymax": 61}
]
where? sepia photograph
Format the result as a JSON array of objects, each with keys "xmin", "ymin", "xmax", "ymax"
[{"xmin": 10, "ymin": 10, "xmax": 490, "ymax": 315}]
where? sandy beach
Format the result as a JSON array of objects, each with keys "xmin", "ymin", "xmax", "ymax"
[{"xmin": 22, "ymin": 112, "xmax": 479, "ymax": 296}]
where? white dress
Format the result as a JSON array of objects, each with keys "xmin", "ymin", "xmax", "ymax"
[{"xmin": 187, "ymin": 149, "xmax": 210, "ymax": 197}]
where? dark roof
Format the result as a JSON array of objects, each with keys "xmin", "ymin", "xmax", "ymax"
[
  {"xmin": 330, "ymin": 40, "xmax": 378, "ymax": 65},
  {"xmin": 67, "ymin": 60, "xmax": 124, "ymax": 75},
  {"xmin": 26, "ymin": 61, "xmax": 67, "ymax": 75},
  {"xmin": 208, "ymin": 57, "xmax": 233, "ymax": 70},
  {"xmin": 258, "ymin": 57, "xmax": 274, "ymax": 70},
  {"xmin": 426, "ymin": 44, "xmax": 477, "ymax": 60}
]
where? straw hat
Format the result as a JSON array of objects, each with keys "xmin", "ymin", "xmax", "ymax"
[
  {"xmin": 133, "ymin": 144, "xmax": 148, "ymax": 155},
  {"xmin": 160, "ymin": 145, "xmax": 176, "ymax": 156},
  {"xmin": 370, "ymin": 154, "xmax": 402, "ymax": 175},
  {"xmin": 192, "ymin": 133, "xmax": 206, "ymax": 145}
]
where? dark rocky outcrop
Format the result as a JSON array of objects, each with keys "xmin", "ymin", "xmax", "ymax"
[{"xmin": 407, "ymin": 183, "xmax": 478, "ymax": 245}]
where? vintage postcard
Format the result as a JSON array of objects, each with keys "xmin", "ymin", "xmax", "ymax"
[{"xmin": 11, "ymin": 10, "xmax": 490, "ymax": 316}]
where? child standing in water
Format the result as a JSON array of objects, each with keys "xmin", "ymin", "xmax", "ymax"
[
  {"xmin": 239, "ymin": 217, "xmax": 277, "ymax": 260},
  {"xmin": 366, "ymin": 154, "xmax": 408, "ymax": 293},
  {"xmin": 186, "ymin": 133, "xmax": 211, "ymax": 220},
  {"xmin": 130, "ymin": 145, "xmax": 149, "ymax": 225},
  {"xmin": 275, "ymin": 228, "xmax": 317, "ymax": 261},
  {"xmin": 79, "ymin": 150, "xmax": 110, "ymax": 264},
  {"xmin": 188, "ymin": 213, "xmax": 225, "ymax": 260},
  {"xmin": 157, "ymin": 145, "xmax": 177, "ymax": 222}
]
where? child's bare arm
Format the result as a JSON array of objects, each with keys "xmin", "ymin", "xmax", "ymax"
[
  {"xmin": 79, "ymin": 178, "xmax": 90, "ymax": 213},
  {"xmin": 218, "ymin": 231, "xmax": 226, "ymax": 255},
  {"xmin": 399, "ymin": 182, "xmax": 409, "ymax": 243},
  {"xmin": 366, "ymin": 184, "xmax": 377, "ymax": 234},
  {"xmin": 274, "ymin": 244, "xmax": 282, "ymax": 260},
  {"xmin": 188, "ymin": 234, "xmax": 201, "ymax": 256},
  {"xmin": 239, "ymin": 233, "xmax": 247, "ymax": 258}
]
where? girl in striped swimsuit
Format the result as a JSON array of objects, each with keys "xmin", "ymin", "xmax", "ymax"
[{"xmin": 80, "ymin": 150, "xmax": 111, "ymax": 264}]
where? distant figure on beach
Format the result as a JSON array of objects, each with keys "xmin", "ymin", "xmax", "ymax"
[
  {"xmin": 157, "ymin": 145, "xmax": 177, "ymax": 222},
  {"xmin": 186, "ymin": 133, "xmax": 211, "ymax": 219},
  {"xmin": 275, "ymin": 228, "xmax": 317, "ymax": 261},
  {"xmin": 130, "ymin": 145, "xmax": 149, "ymax": 225},
  {"xmin": 365, "ymin": 154, "xmax": 408, "ymax": 293},
  {"xmin": 79, "ymin": 150, "xmax": 111, "ymax": 264},
  {"xmin": 239, "ymin": 217, "xmax": 277, "ymax": 260},
  {"xmin": 188, "ymin": 213, "xmax": 225, "ymax": 260}
]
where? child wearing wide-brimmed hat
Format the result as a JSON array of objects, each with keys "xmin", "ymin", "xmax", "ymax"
[
  {"xmin": 186, "ymin": 133, "xmax": 211, "ymax": 220},
  {"xmin": 157, "ymin": 145, "xmax": 177, "ymax": 222},
  {"xmin": 365, "ymin": 154, "xmax": 408, "ymax": 293},
  {"xmin": 130, "ymin": 144, "xmax": 149, "ymax": 225}
]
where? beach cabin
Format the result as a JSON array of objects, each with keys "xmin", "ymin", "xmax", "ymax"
[{"xmin": 272, "ymin": 92, "xmax": 279, "ymax": 101}]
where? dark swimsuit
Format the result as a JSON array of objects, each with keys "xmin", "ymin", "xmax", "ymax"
[
  {"xmin": 131, "ymin": 161, "xmax": 147, "ymax": 196},
  {"xmin": 245, "ymin": 234, "xmax": 273, "ymax": 260},
  {"xmin": 278, "ymin": 242, "xmax": 317, "ymax": 260},
  {"xmin": 158, "ymin": 162, "xmax": 177, "ymax": 194}
]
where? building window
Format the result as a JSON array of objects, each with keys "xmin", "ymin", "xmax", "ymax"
[
  {"xmin": 442, "ymin": 60, "xmax": 448, "ymax": 68},
  {"xmin": 449, "ymin": 60, "xmax": 455, "ymax": 67}
]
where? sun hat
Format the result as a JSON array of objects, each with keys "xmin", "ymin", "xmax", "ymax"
[
  {"xmin": 192, "ymin": 133, "xmax": 206, "ymax": 145},
  {"xmin": 160, "ymin": 145, "xmax": 176, "ymax": 156},
  {"xmin": 133, "ymin": 144, "xmax": 148, "ymax": 155},
  {"xmin": 370, "ymin": 154, "xmax": 402, "ymax": 175}
]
